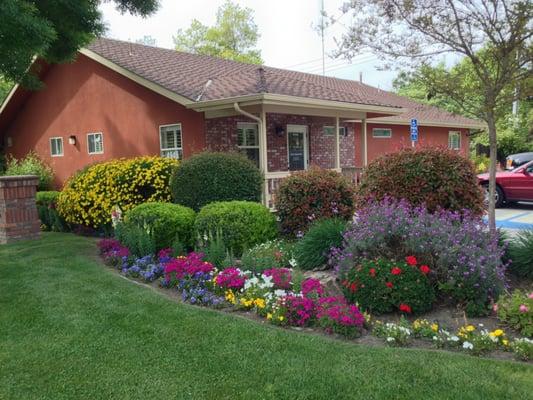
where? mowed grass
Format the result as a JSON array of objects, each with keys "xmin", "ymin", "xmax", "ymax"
[{"xmin": 1, "ymin": 233, "xmax": 532, "ymax": 400}]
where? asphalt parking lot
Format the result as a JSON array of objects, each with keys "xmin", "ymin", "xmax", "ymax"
[{"xmin": 492, "ymin": 202, "xmax": 533, "ymax": 232}]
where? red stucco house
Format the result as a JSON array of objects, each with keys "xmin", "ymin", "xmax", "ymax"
[{"xmin": 0, "ymin": 38, "xmax": 483, "ymax": 206}]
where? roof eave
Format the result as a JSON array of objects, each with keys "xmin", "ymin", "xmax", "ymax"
[
  {"xmin": 189, "ymin": 93, "xmax": 406, "ymax": 115},
  {"xmin": 368, "ymin": 117, "xmax": 486, "ymax": 130}
]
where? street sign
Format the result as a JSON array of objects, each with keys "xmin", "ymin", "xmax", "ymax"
[{"xmin": 410, "ymin": 119, "xmax": 418, "ymax": 142}]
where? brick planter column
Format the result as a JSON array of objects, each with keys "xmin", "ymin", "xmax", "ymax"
[{"xmin": 0, "ymin": 175, "xmax": 41, "ymax": 244}]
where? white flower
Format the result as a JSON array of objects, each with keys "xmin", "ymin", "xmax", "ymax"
[
  {"xmin": 274, "ymin": 289, "xmax": 286, "ymax": 298},
  {"xmin": 432, "ymin": 336, "xmax": 438, "ymax": 341},
  {"xmin": 289, "ymin": 258, "xmax": 298, "ymax": 267},
  {"xmin": 462, "ymin": 341, "xmax": 474, "ymax": 350},
  {"xmin": 386, "ymin": 337, "xmax": 395, "ymax": 342},
  {"xmin": 449, "ymin": 336, "xmax": 460, "ymax": 342}
]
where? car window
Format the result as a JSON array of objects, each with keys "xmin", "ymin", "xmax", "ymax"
[{"xmin": 527, "ymin": 165, "xmax": 533, "ymax": 173}]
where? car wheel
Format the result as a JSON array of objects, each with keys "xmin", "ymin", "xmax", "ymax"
[{"xmin": 483, "ymin": 184, "xmax": 505, "ymax": 208}]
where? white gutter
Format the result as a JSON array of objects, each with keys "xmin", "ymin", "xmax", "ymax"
[{"xmin": 233, "ymin": 102, "xmax": 261, "ymax": 124}]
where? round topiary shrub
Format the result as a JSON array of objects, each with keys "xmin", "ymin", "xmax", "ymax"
[
  {"xmin": 356, "ymin": 147, "xmax": 484, "ymax": 214},
  {"xmin": 124, "ymin": 202, "xmax": 196, "ymax": 251},
  {"xmin": 274, "ymin": 167, "xmax": 355, "ymax": 236},
  {"xmin": 170, "ymin": 152, "xmax": 263, "ymax": 211},
  {"xmin": 57, "ymin": 156, "xmax": 178, "ymax": 228},
  {"xmin": 194, "ymin": 201, "xmax": 277, "ymax": 256}
]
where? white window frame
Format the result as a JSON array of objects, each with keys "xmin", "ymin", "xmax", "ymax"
[
  {"xmin": 49, "ymin": 137, "xmax": 64, "ymax": 157},
  {"xmin": 372, "ymin": 128, "xmax": 392, "ymax": 138},
  {"xmin": 448, "ymin": 131, "xmax": 461, "ymax": 150},
  {"xmin": 323, "ymin": 126, "xmax": 346, "ymax": 136},
  {"xmin": 159, "ymin": 123, "xmax": 183, "ymax": 159},
  {"xmin": 87, "ymin": 132, "xmax": 104, "ymax": 155},
  {"xmin": 237, "ymin": 122, "xmax": 259, "ymax": 149}
]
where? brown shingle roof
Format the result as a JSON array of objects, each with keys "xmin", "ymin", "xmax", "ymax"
[{"xmin": 86, "ymin": 38, "xmax": 483, "ymax": 128}]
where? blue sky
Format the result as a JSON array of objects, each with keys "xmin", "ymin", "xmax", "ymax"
[{"xmin": 99, "ymin": 0, "xmax": 399, "ymax": 90}]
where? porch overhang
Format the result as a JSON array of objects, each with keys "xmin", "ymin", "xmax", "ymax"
[{"xmin": 188, "ymin": 93, "xmax": 405, "ymax": 119}]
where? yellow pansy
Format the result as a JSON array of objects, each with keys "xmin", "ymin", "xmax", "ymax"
[
  {"xmin": 431, "ymin": 323, "xmax": 439, "ymax": 332},
  {"xmin": 466, "ymin": 325, "xmax": 476, "ymax": 332},
  {"xmin": 278, "ymin": 316, "xmax": 284, "ymax": 321},
  {"xmin": 254, "ymin": 298, "xmax": 266, "ymax": 309},
  {"xmin": 266, "ymin": 313, "xmax": 273, "ymax": 320},
  {"xmin": 493, "ymin": 329, "xmax": 504, "ymax": 337}
]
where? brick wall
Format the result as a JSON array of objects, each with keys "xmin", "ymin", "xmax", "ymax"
[
  {"xmin": 205, "ymin": 113, "xmax": 356, "ymax": 172},
  {"xmin": 0, "ymin": 175, "xmax": 41, "ymax": 244}
]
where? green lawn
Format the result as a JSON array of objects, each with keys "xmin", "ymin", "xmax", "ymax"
[{"xmin": 1, "ymin": 233, "xmax": 532, "ymax": 400}]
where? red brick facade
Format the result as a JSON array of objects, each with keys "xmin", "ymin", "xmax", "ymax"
[
  {"xmin": 0, "ymin": 175, "xmax": 40, "ymax": 244},
  {"xmin": 205, "ymin": 113, "xmax": 356, "ymax": 172}
]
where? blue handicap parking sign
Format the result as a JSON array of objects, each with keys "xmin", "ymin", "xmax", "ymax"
[{"xmin": 410, "ymin": 119, "xmax": 418, "ymax": 141}]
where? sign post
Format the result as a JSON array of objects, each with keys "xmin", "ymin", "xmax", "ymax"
[{"xmin": 410, "ymin": 119, "xmax": 418, "ymax": 148}]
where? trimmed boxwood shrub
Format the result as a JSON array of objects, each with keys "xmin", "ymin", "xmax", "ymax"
[
  {"xmin": 274, "ymin": 167, "xmax": 355, "ymax": 236},
  {"xmin": 36, "ymin": 191, "xmax": 68, "ymax": 232},
  {"xmin": 356, "ymin": 147, "xmax": 484, "ymax": 215},
  {"xmin": 57, "ymin": 156, "xmax": 178, "ymax": 228},
  {"xmin": 194, "ymin": 201, "xmax": 277, "ymax": 256},
  {"xmin": 124, "ymin": 202, "xmax": 196, "ymax": 251},
  {"xmin": 294, "ymin": 218, "xmax": 346, "ymax": 270},
  {"xmin": 170, "ymin": 152, "xmax": 263, "ymax": 211}
]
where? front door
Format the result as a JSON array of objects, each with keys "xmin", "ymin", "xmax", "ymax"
[{"xmin": 287, "ymin": 125, "xmax": 308, "ymax": 171}]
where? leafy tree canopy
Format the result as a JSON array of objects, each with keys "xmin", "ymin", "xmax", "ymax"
[
  {"xmin": 0, "ymin": 0, "xmax": 159, "ymax": 89},
  {"xmin": 0, "ymin": 77, "xmax": 13, "ymax": 103},
  {"xmin": 173, "ymin": 0, "xmax": 262, "ymax": 64}
]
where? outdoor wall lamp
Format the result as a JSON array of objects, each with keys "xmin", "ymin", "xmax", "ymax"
[
  {"xmin": 68, "ymin": 135, "xmax": 77, "ymax": 145},
  {"xmin": 275, "ymin": 125, "xmax": 285, "ymax": 137}
]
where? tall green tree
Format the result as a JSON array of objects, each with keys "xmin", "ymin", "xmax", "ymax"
[
  {"xmin": 336, "ymin": 0, "xmax": 532, "ymax": 231},
  {"xmin": 0, "ymin": 77, "xmax": 13, "ymax": 103},
  {"xmin": 0, "ymin": 0, "xmax": 159, "ymax": 89},
  {"xmin": 173, "ymin": 0, "xmax": 262, "ymax": 64}
]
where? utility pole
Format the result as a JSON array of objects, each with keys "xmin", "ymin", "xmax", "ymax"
[{"xmin": 320, "ymin": 0, "xmax": 325, "ymax": 75}]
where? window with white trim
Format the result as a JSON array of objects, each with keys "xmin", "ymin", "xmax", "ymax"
[
  {"xmin": 159, "ymin": 124, "xmax": 183, "ymax": 159},
  {"xmin": 237, "ymin": 122, "xmax": 259, "ymax": 167},
  {"xmin": 372, "ymin": 128, "xmax": 392, "ymax": 138},
  {"xmin": 323, "ymin": 126, "xmax": 346, "ymax": 136},
  {"xmin": 448, "ymin": 131, "xmax": 461, "ymax": 150},
  {"xmin": 87, "ymin": 132, "xmax": 104, "ymax": 154},
  {"xmin": 50, "ymin": 137, "xmax": 64, "ymax": 157}
]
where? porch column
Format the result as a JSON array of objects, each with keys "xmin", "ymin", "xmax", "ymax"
[
  {"xmin": 260, "ymin": 109, "xmax": 269, "ymax": 205},
  {"xmin": 335, "ymin": 115, "xmax": 341, "ymax": 170},
  {"xmin": 362, "ymin": 118, "xmax": 368, "ymax": 166}
]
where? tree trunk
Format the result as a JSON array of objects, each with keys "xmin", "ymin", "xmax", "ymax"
[{"xmin": 487, "ymin": 111, "xmax": 498, "ymax": 232}]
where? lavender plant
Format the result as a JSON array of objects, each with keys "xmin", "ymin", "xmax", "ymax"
[{"xmin": 332, "ymin": 197, "xmax": 507, "ymax": 316}]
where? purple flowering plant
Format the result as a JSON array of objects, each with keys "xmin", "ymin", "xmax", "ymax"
[{"xmin": 331, "ymin": 197, "xmax": 507, "ymax": 316}]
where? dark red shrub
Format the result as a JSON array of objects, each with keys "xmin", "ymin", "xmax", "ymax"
[
  {"xmin": 355, "ymin": 147, "xmax": 484, "ymax": 215},
  {"xmin": 274, "ymin": 168, "xmax": 355, "ymax": 236}
]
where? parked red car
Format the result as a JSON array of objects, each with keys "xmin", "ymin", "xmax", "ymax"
[{"xmin": 477, "ymin": 160, "xmax": 533, "ymax": 207}]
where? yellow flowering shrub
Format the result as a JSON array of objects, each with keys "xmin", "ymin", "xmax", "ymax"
[{"xmin": 57, "ymin": 156, "xmax": 179, "ymax": 228}]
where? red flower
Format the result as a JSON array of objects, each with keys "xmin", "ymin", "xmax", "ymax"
[
  {"xmin": 399, "ymin": 304, "xmax": 412, "ymax": 313},
  {"xmin": 391, "ymin": 267, "xmax": 402, "ymax": 275},
  {"xmin": 369, "ymin": 268, "xmax": 376, "ymax": 277},
  {"xmin": 420, "ymin": 265, "xmax": 430, "ymax": 275},
  {"xmin": 405, "ymin": 256, "xmax": 417, "ymax": 266},
  {"xmin": 385, "ymin": 281, "xmax": 393, "ymax": 288},
  {"xmin": 350, "ymin": 282, "xmax": 358, "ymax": 293}
]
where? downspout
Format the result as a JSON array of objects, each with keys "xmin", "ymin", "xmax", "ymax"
[{"xmin": 233, "ymin": 103, "xmax": 269, "ymax": 206}]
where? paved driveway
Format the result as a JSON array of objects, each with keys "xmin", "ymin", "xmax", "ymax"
[{"xmin": 492, "ymin": 202, "xmax": 533, "ymax": 231}]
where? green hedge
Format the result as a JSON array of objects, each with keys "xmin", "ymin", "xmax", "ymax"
[
  {"xmin": 36, "ymin": 191, "xmax": 68, "ymax": 232},
  {"xmin": 170, "ymin": 152, "xmax": 263, "ymax": 211},
  {"xmin": 124, "ymin": 202, "xmax": 196, "ymax": 251},
  {"xmin": 194, "ymin": 201, "xmax": 277, "ymax": 256}
]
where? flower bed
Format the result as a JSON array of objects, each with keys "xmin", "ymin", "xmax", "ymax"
[{"xmin": 97, "ymin": 238, "xmax": 532, "ymax": 362}]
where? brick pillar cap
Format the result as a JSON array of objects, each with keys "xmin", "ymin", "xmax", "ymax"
[
  {"xmin": 0, "ymin": 175, "xmax": 40, "ymax": 186},
  {"xmin": 0, "ymin": 175, "xmax": 39, "ymax": 181}
]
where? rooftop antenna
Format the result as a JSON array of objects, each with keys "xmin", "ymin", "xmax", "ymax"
[
  {"xmin": 320, "ymin": 0, "xmax": 326, "ymax": 75},
  {"xmin": 359, "ymin": 71, "xmax": 363, "ymax": 83}
]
